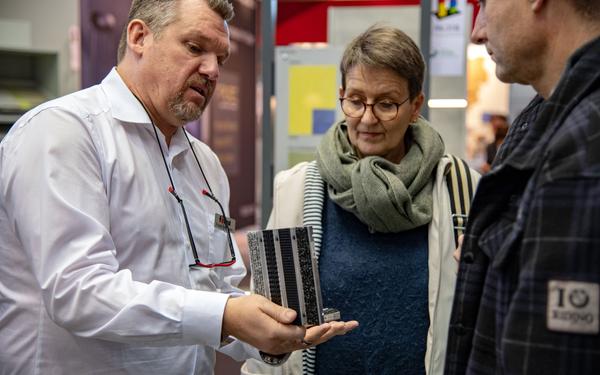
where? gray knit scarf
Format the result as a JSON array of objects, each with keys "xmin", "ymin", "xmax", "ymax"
[{"xmin": 316, "ymin": 117, "xmax": 444, "ymax": 233}]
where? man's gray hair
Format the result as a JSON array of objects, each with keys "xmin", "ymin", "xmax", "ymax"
[
  {"xmin": 340, "ymin": 25, "xmax": 425, "ymax": 101},
  {"xmin": 117, "ymin": 0, "xmax": 234, "ymax": 62}
]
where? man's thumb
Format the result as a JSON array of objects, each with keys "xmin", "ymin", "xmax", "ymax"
[{"xmin": 261, "ymin": 301, "xmax": 297, "ymax": 323}]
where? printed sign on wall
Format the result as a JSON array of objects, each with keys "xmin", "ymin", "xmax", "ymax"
[
  {"xmin": 288, "ymin": 65, "xmax": 338, "ymax": 136},
  {"xmin": 430, "ymin": 0, "xmax": 467, "ymax": 76}
]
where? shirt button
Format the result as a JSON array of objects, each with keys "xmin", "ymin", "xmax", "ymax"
[{"xmin": 463, "ymin": 252, "xmax": 475, "ymax": 264}]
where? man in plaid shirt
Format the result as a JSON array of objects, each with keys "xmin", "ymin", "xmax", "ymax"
[{"xmin": 445, "ymin": 0, "xmax": 600, "ymax": 373}]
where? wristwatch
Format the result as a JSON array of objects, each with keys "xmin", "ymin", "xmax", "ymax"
[{"xmin": 259, "ymin": 351, "xmax": 290, "ymax": 366}]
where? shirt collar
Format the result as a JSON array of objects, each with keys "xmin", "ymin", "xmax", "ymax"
[
  {"xmin": 100, "ymin": 67, "xmax": 191, "ymax": 157},
  {"xmin": 101, "ymin": 67, "xmax": 151, "ymax": 124}
]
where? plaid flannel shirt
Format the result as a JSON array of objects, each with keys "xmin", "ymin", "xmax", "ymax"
[{"xmin": 445, "ymin": 36, "xmax": 600, "ymax": 374}]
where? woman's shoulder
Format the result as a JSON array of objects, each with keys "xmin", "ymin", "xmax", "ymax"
[{"xmin": 274, "ymin": 161, "xmax": 314, "ymax": 185}]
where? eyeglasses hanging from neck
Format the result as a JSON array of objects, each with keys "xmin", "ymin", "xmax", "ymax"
[{"xmin": 133, "ymin": 94, "xmax": 237, "ymax": 269}]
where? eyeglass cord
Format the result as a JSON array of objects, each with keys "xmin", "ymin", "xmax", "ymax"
[{"xmin": 131, "ymin": 93, "xmax": 236, "ymax": 268}]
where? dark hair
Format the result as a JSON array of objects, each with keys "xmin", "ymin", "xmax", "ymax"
[
  {"xmin": 572, "ymin": 0, "xmax": 600, "ymax": 19},
  {"xmin": 117, "ymin": 0, "xmax": 234, "ymax": 62},
  {"xmin": 340, "ymin": 25, "xmax": 425, "ymax": 100}
]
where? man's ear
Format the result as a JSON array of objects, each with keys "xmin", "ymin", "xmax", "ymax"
[
  {"xmin": 339, "ymin": 86, "xmax": 345, "ymax": 98},
  {"xmin": 530, "ymin": 0, "xmax": 546, "ymax": 13},
  {"xmin": 126, "ymin": 19, "xmax": 151, "ymax": 56}
]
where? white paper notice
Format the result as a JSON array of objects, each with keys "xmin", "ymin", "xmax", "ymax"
[{"xmin": 430, "ymin": 0, "xmax": 467, "ymax": 77}]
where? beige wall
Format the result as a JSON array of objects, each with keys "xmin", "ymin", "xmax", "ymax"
[{"xmin": 0, "ymin": 0, "xmax": 80, "ymax": 95}]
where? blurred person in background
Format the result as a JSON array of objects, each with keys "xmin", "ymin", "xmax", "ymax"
[{"xmin": 480, "ymin": 114, "xmax": 509, "ymax": 173}]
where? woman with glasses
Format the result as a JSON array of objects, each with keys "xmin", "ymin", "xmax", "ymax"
[{"xmin": 244, "ymin": 25, "xmax": 479, "ymax": 375}]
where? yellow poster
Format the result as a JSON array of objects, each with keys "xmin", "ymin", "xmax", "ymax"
[{"xmin": 288, "ymin": 65, "xmax": 337, "ymax": 136}]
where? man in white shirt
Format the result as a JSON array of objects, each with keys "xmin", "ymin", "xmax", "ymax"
[{"xmin": 0, "ymin": 0, "xmax": 357, "ymax": 373}]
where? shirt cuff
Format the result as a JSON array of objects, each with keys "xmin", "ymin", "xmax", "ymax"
[{"xmin": 181, "ymin": 289, "xmax": 230, "ymax": 348}]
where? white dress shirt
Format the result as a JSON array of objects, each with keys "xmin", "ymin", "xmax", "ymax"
[{"xmin": 0, "ymin": 68, "xmax": 259, "ymax": 374}]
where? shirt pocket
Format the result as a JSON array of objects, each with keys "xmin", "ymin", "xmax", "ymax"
[{"xmin": 205, "ymin": 210, "xmax": 233, "ymax": 264}]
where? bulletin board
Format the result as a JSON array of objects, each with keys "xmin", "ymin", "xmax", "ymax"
[{"xmin": 274, "ymin": 46, "xmax": 344, "ymax": 174}]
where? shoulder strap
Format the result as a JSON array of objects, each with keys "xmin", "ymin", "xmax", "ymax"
[{"xmin": 445, "ymin": 154, "xmax": 475, "ymax": 248}]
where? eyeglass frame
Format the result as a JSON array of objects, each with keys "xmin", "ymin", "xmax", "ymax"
[
  {"xmin": 339, "ymin": 96, "xmax": 410, "ymax": 121},
  {"xmin": 168, "ymin": 186, "xmax": 237, "ymax": 269}
]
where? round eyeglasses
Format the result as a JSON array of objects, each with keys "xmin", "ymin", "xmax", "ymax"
[{"xmin": 339, "ymin": 97, "xmax": 410, "ymax": 121}]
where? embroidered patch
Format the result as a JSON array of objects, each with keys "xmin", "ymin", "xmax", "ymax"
[{"xmin": 547, "ymin": 280, "xmax": 599, "ymax": 334}]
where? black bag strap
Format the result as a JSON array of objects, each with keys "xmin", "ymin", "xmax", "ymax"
[{"xmin": 445, "ymin": 154, "xmax": 475, "ymax": 248}]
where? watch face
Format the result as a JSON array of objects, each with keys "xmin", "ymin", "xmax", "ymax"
[{"xmin": 259, "ymin": 351, "xmax": 289, "ymax": 365}]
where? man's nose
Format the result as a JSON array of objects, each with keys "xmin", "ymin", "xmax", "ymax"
[
  {"xmin": 198, "ymin": 54, "xmax": 220, "ymax": 81},
  {"xmin": 470, "ymin": 10, "xmax": 487, "ymax": 44}
]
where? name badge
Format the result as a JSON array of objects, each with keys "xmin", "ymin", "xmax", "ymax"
[
  {"xmin": 547, "ymin": 280, "xmax": 599, "ymax": 334},
  {"xmin": 214, "ymin": 213, "xmax": 235, "ymax": 232}
]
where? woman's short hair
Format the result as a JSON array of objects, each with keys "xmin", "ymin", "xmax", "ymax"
[
  {"xmin": 117, "ymin": 0, "xmax": 234, "ymax": 62},
  {"xmin": 340, "ymin": 25, "xmax": 425, "ymax": 100}
]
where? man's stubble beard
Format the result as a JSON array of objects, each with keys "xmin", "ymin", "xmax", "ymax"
[
  {"xmin": 168, "ymin": 77, "xmax": 213, "ymax": 124},
  {"xmin": 169, "ymin": 93, "xmax": 205, "ymax": 124}
]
